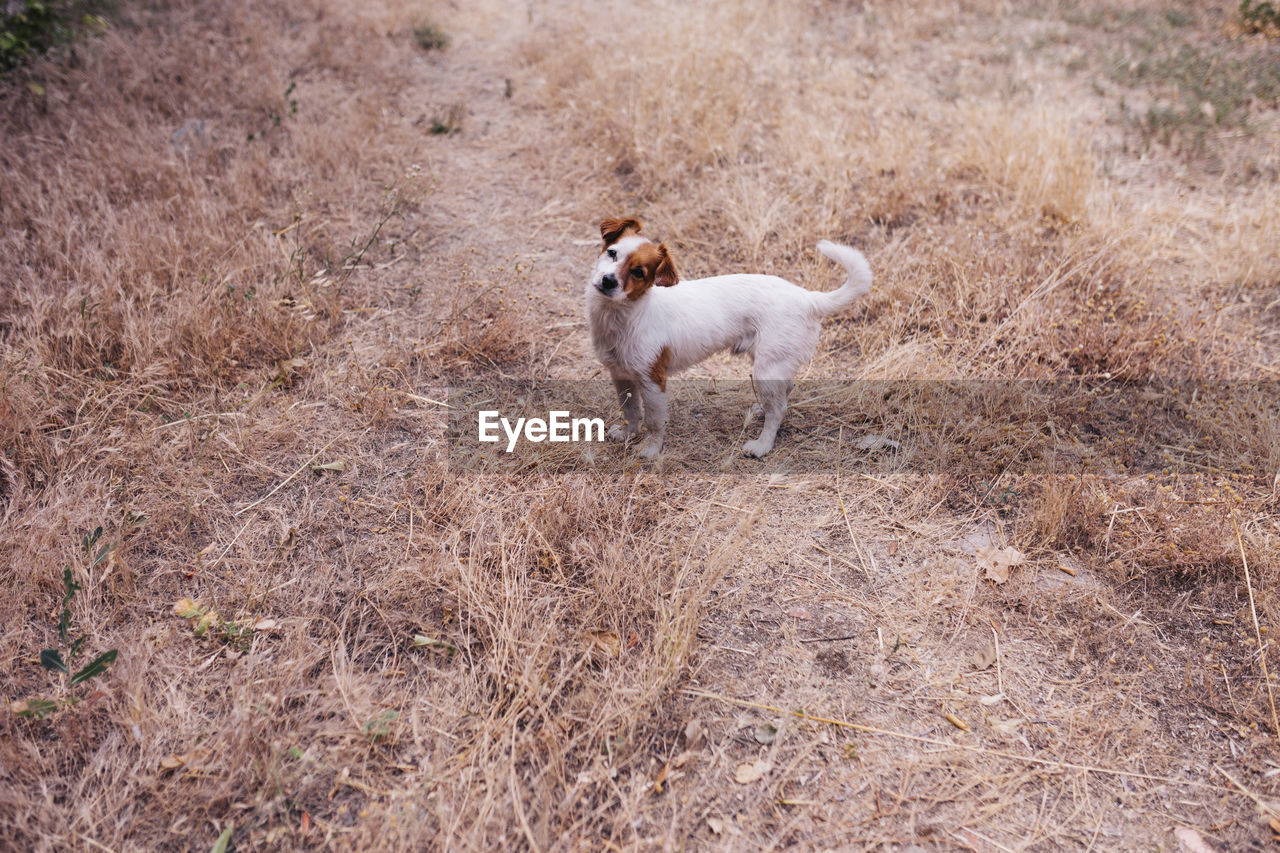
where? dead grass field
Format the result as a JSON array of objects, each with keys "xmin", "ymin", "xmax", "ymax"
[{"xmin": 2, "ymin": 0, "xmax": 1280, "ymax": 849}]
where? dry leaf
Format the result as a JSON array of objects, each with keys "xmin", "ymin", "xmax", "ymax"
[
  {"xmin": 976, "ymin": 545, "xmax": 1024, "ymax": 584},
  {"xmin": 176, "ymin": 598, "xmax": 279, "ymax": 639},
  {"xmin": 971, "ymin": 642, "xmax": 997, "ymax": 671},
  {"xmin": 193, "ymin": 610, "xmax": 220, "ymax": 636},
  {"xmin": 173, "ymin": 597, "xmax": 200, "ymax": 618},
  {"xmin": 887, "ymin": 539, "xmax": 899, "ymax": 557},
  {"xmin": 978, "ymin": 693, "xmax": 1005, "ymax": 706},
  {"xmin": 707, "ymin": 817, "xmax": 725, "ymax": 835},
  {"xmin": 734, "ymin": 759, "xmax": 772, "ymax": 784},
  {"xmin": 586, "ymin": 630, "xmax": 621, "ymax": 660},
  {"xmin": 653, "ymin": 760, "xmax": 671, "ymax": 794},
  {"xmin": 672, "ymin": 750, "xmax": 698, "ymax": 769},
  {"xmin": 992, "ymin": 718, "xmax": 1025, "ymax": 734},
  {"xmin": 1174, "ymin": 827, "xmax": 1218, "ymax": 853},
  {"xmin": 412, "ymin": 635, "xmax": 458, "ymax": 655},
  {"xmin": 159, "ymin": 748, "xmax": 210, "ymax": 772},
  {"xmin": 174, "ymin": 597, "xmax": 221, "ymax": 637},
  {"xmin": 274, "ymin": 357, "xmax": 307, "ymax": 381},
  {"xmin": 855, "ymin": 434, "xmax": 900, "ymax": 452},
  {"xmin": 754, "ymin": 723, "xmax": 778, "ymax": 745},
  {"xmin": 787, "ymin": 606, "xmax": 811, "ymax": 620}
]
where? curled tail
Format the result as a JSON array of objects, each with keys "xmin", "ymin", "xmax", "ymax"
[{"xmin": 810, "ymin": 240, "xmax": 872, "ymax": 316}]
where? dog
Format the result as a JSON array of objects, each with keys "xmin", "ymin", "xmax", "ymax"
[{"xmin": 586, "ymin": 217, "xmax": 872, "ymax": 458}]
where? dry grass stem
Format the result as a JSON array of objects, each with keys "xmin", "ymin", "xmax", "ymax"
[
  {"xmin": 1235, "ymin": 514, "xmax": 1280, "ymax": 745},
  {"xmin": 682, "ymin": 688, "xmax": 1231, "ymax": 793}
]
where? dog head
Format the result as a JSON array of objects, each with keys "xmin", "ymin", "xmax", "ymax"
[{"xmin": 590, "ymin": 217, "xmax": 679, "ymax": 302}]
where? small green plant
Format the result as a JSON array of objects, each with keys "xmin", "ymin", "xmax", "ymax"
[
  {"xmin": 413, "ymin": 22, "xmax": 449, "ymax": 51},
  {"xmin": 1112, "ymin": 38, "xmax": 1280, "ymax": 151},
  {"xmin": 79, "ymin": 295, "xmax": 100, "ymax": 326},
  {"xmin": 0, "ymin": 1, "xmax": 108, "ymax": 71},
  {"xmin": 211, "ymin": 825, "xmax": 233, "ymax": 853},
  {"xmin": 14, "ymin": 527, "xmax": 119, "ymax": 719},
  {"xmin": 1240, "ymin": 0, "xmax": 1280, "ymax": 33},
  {"xmin": 980, "ymin": 481, "xmax": 1020, "ymax": 507},
  {"xmin": 362, "ymin": 710, "xmax": 399, "ymax": 741}
]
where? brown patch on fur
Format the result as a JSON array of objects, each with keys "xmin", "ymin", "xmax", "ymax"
[
  {"xmin": 653, "ymin": 243, "xmax": 679, "ymax": 288},
  {"xmin": 648, "ymin": 346, "xmax": 672, "ymax": 391},
  {"xmin": 622, "ymin": 242, "xmax": 679, "ymax": 300},
  {"xmin": 600, "ymin": 217, "xmax": 642, "ymax": 246}
]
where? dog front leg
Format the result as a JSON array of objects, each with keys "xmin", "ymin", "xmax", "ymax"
[
  {"xmin": 608, "ymin": 377, "xmax": 643, "ymax": 442},
  {"xmin": 636, "ymin": 381, "xmax": 669, "ymax": 459}
]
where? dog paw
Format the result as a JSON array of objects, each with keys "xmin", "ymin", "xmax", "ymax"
[
  {"xmin": 742, "ymin": 439, "xmax": 773, "ymax": 458},
  {"xmin": 637, "ymin": 435, "xmax": 664, "ymax": 459},
  {"xmin": 608, "ymin": 424, "xmax": 637, "ymax": 442},
  {"xmin": 743, "ymin": 403, "xmax": 763, "ymax": 427}
]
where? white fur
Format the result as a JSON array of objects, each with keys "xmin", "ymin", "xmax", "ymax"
[{"xmin": 587, "ymin": 235, "xmax": 872, "ymax": 458}]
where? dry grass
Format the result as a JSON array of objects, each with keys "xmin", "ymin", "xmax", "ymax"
[{"xmin": 3, "ymin": 0, "xmax": 1280, "ymax": 849}]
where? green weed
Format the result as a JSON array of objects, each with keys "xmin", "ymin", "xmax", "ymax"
[
  {"xmin": 15, "ymin": 527, "xmax": 119, "ymax": 719},
  {"xmin": 1240, "ymin": 0, "xmax": 1280, "ymax": 33},
  {"xmin": 362, "ymin": 710, "xmax": 398, "ymax": 741},
  {"xmin": 0, "ymin": 1, "xmax": 108, "ymax": 71},
  {"xmin": 1113, "ymin": 39, "xmax": 1280, "ymax": 149}
]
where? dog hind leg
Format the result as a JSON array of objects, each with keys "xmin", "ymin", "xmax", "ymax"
[{"xmin": 743, "ymin": 377, "xmax": 791, "ymax": 458}]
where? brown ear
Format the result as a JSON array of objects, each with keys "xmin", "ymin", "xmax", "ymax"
[
  {"xmin": 654, "ymin": 243, "xmax": 679, "ymax": 287},
  {"xmin": 600, "ymin": 217, "xmax": 642, "ymax": 246}
]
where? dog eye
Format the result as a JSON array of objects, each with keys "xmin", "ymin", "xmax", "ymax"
[
  {"xmin": 606, "ymin": 249, "xmax": 617, "ymax": 260},
  {"xmin": 629, "ymin": 267, "xmax": 644, "ymax": 278}
]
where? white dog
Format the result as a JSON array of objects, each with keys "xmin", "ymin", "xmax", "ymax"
[{"xmin": 586, "ymin": 217, "xmax": 872, "ymax": 458}]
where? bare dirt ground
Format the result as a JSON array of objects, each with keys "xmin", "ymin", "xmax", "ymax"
[{"xmin": 3, "ymin": 0, "xmax": 1280, "ymax": 850}]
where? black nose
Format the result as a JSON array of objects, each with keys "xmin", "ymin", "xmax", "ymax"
[{"xmin": 601, "ymin": 274, "xmax": 618, "ymax": 290}]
